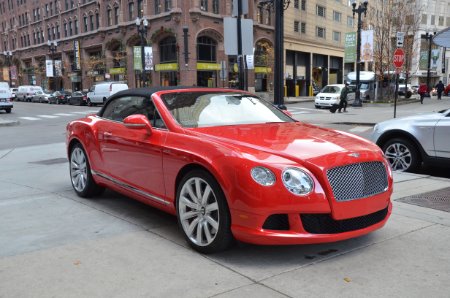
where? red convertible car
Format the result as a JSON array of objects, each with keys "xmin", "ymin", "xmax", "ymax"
[{"xmin": 66, "ymin": 87, "xmax": 393, "ymax": 254}]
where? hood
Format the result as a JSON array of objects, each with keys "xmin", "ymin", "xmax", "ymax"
[{"xmin": 189, "ymin": 122, "xmax": 380, "ymax": 166}]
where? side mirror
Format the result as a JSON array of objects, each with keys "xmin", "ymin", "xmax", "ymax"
[{"xmin": 123, "ymin": 114, "xmax": 152, "ymax": 132}]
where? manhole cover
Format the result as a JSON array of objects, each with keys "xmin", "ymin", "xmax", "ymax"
[
  {"xmin": 30, "ymin": 158, "xmax": 68, "ymax": 165},
  {"xmin": 396, "ymin": 187, "xmax": 450, "ymax": 213}
]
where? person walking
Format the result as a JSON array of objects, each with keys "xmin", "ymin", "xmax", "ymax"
[
  {"xmin": 338, "ymin": 82, "xmax": 349, "ymax": 113},
  {"xmin": 418, "ymin": 83, "xmax": 428, "ymax": 104},
  {"xmin": 435, "ymin": 80, "xmax": 445, "ymax": 100}
]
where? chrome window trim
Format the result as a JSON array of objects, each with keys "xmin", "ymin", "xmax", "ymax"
[{"xmin": 92, "ymin": 170, "xmax": 170, "ymax": 205}]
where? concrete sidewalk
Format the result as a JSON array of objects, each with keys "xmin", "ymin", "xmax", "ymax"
[{"xmin": 0, "ymin": 142, "xmax": 450, "ymax": 297}]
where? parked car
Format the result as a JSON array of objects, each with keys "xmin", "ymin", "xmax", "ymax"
[
  {"xmin": 68, "ymin": 91, "xmax": 88, "ymax": 106},
  {"xmin": 0, "ymin": 85, "xmax": 13, "ymax": 113},
  {"xmin": 16, "ymin": 85, "xmax": 44, "ymax": 102},
  {"xmin": 10, "ymin": 88, "xmax": 18, "ymax": 100},
  {"xmin": 31, "ymin": 90, "xmax": 52, "ymax": 103},
  {"xmin": 67, "ymin": 87, "xmax": 393, "ymax": 254},
  {"xmin": 444, "ymin": 84, "xmax": 450, "ymax": 96},
  {"xmin": 314, "ymin": 84, "xmax": 355, "ymax": 109},
  {"xmin": 371, "ymin": 108, "xmax": 450, "ymax": 172},
  {"xmin": 49, "ymin": 91, "xmax": 71, "ymax": 104},
  {"xmin": 86, "ymin": 82, "xmax": 128, "ymax": 106}
]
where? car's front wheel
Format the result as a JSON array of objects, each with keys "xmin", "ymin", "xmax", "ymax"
[
  {"xmin": 69, "ymin": 143, "xmax": 104, "ymax": 197},
  {"xmin": 176, "ymin": 170, "xmax": 233, "ymax": 254},
  {"xmin": 382, "ymin": 138, "xmax": 420, "ymax": 172}
]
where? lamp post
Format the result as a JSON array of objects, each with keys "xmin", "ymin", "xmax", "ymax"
[
  {"xmin": 351, "ymin": 0, "xmax": 368, "ymax": 107},
  {"xmin": 258, "ymin": 0, "xmax": 290, "ymax": 109},
  {"xmin": 421, "ymin": 32, "xmax": 435, "ymax": 92},
  {"xmin": 47, "ymin": 40, "xmax": 58, "ymax": 91},
  {"xmin": 136, "ymin": 17, "xmax": 149, "ymax": 87},
  {"xmin": 3, "ymin": 51, "xmax": 12, "ymax": 87}
]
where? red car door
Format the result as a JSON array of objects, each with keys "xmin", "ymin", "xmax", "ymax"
[{"xmin": 96, "ymin": 96, "xmax": 167, "ymax": 202}]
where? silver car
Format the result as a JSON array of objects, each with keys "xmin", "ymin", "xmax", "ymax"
[{"xmin": 371, "ymin": 108, "xmax": 450, "ymax": 172}]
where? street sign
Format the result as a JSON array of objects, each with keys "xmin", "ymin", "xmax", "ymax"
[
  {"xmin": 393, "ymin": 48, "xmax": 405, "ymax": 68},
  {"xmin": 396, "ymin": 32, "xmax": 405, "ymax": 48}
]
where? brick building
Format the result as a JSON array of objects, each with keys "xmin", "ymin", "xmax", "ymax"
[{"xmin": 0, "ymin": 0, "xmax": 275, "ymax": 92}]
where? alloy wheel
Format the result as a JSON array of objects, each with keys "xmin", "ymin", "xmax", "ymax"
[
  {"xmin": 384, "ymin": 142, "xmax": 412, "ymax": 171},
  {"xmin": 70, "ymin": 147, "xmax": 88, "ymax": 192},
  {"xmin": 178, "ymin": 177, "xmax": 219, "ymax": 247}
]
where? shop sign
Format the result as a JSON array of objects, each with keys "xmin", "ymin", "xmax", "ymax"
[
  {"xmin": 197, "ymin": 62, "xmax": 221, "ymax": 70},
  {"xmin": 155, "ymin": 63, "xmax": 179, "ymax": 71},
  {"xmin": 109, "ymin": 67, "xmax": 125, "ymax": 74},
  {"xmin": 255, "ymin": 66, "xmax": 272, "ymax": 74}
]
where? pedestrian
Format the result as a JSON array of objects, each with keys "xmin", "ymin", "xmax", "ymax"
[
  {"xmin": 338, "ymin": 82, "xmax": 349, "ymax": 113},
  {"xmin": 435, "ymin": 80, "xmax": 445, "ymax": 100},
  {"xmin": 418, "ymin": 83, "xmax": 428, "ymax": 104}
]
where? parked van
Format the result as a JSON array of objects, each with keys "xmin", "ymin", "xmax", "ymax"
[
  {"xmin": 86, "ymin": 82, "xmax": 128, "ymax": 106},
  {"xmin": 0, "ymin": 82, "xmax": 13, "ymax": 113},
  {"xmin": 346, "ymin": 71, "xmax": 376, "ymax": 102},
  {"xmin": 16, "ymin": 85, "xmax": 44, "ymax": 102}
]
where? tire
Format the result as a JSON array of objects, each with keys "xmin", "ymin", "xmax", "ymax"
[
  {"xmin": 381, "ymin": 138, "xmax": 421, "ymax": 172},
  {"xmin": 69, "ymin": 143, "xmax": 104, "ymax": 198},
  {"xmin": 87, "ymin": 98, "xmax": 93, "ymax": 106},
  {"xmin": 176, "ymin": 170, "xmax": 234, "ymax": 254},
  {"xmin": 5, "ymin": 108, "xmax": 11, "ymax": 113}
]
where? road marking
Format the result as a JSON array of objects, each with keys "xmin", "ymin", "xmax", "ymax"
[
  {"xmin": 38, "ymin": 115, "xmax": 59, "ymax": 119},
  {"xmin": 19, "ymin": 117, "xmax": 41, "ymax": 121},
  {"xmin": 349, "ymin": 126, "xmax": 372, "ymax": 133},
  {"xmin": 54, "ymin": 113, "xmax": 74, "ymax": 116},
  {"xmin": 290, "ymin": 111, "xmax": 310, "ymax": 114}
]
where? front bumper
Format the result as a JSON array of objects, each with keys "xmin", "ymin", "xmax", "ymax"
[{"xmin": 231, "ymin": 202, "xmax": 392, "ymax": 245}]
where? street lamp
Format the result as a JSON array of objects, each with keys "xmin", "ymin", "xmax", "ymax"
[
  {"xmin": 2, "ymin": 51, "xmax": 12, "ymax": 87},
  {"xmin": 351, "ymin": 0, "xmax": 368, "ymax": 107},
  {"xmin": 135, "ymin": 17, "xmax": 149, "ymax": 87},
  {"xmin": 421, "ymin": 32, "xmax": 435, "ymax": 92},
  {"xmin": 47, "ymin": 40, "xmax": 58, "ymax": 91}
]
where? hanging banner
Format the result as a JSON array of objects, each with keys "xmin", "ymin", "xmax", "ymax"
[
  {"xmin": 55, "ymin": 60, "xmax": 62, "ymax": 77},
  {"xmin": 431, "ymin": 49, "xmax": 440, "ymax": 69},
  {"xmin": 144, "ymin": 46, "xmax": 153, "ymax": 71},
  {"xmin": 2, "ymin": 67, "xmax": 9, "ymax": 81},
  {"xmin": 419, "ymin": 51, "xmax": 428, "ymax": 70},
  {"xmin": 46, "ymin": 60, "xmax": 54, "ymax": 77},
  {"xmin": 134, "ymin": 47, "xmax": 142, "ymax": 71},
  {"xmin": 344, "ymin": 32, "xmax": 357, "ymax": 63},
  {"xmin": 10, "ymin": 65, "xmax": 17, "ymax": 80},
  {"xmin": 361, "ymin": 30, "xmax": 374, "ymax": 62},
  {"xmin": 73, "ymin": 40, "xmax": 81, "ymax": 70}
]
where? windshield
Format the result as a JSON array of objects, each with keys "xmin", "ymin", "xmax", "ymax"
[
  {"xmin": 360, "ymin": 83, "xmax": 369, "ymax": 90},
  {"xmin": 161, "ymin": 92, "xmax": 294, "ymax": 128},
  {"xmin": 320, "ymin": 86, "xmax": 341, "ymax": 94}
]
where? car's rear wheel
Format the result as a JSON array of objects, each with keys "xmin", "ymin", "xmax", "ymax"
[
  {"xmin": 382, "ymin": 138, "xmax": 420, "ymax": 172},
  {"xmin": 69, "ymin": 143, "xmax": 104, "ymax": 197},
  {"xmin": 87, "ymin": 98, "xmax": 93, "ymax": 106},
  {"xmin": 176, "ymin": 170, "xmax": 233, "ymax": 254}
]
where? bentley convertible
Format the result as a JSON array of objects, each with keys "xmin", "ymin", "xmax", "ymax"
[{"xmin": 66, "ymin": 87, "xmax": 393, "ymax": 254}]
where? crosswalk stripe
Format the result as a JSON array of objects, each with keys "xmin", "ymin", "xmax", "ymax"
[
  {"xmin": 38, "ymin": 115, "xmax": 59, "ymax": 119},
  {"xmin": 54, "ymin": 113, "xmax": 74, "ymax": 116},
  {"xmin": 19, "ymin": 117, "xmax": 41, "ymax": 121},
  {"xmin": 349, "ymin": 126, "xmax": 372, "ymax": 132}
]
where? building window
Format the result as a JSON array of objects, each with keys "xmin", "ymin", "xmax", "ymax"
[
  {"xmin": 56, "ymin": 25, "xmax": 60, "ymax": 38},
  {"xmin": 316, "ymin": 26, "xmax": 325, "ymax": 38},
  {"xmin": 294, "ymin": 21, "xmax": 299, "ymax": 32},
  {"xmin": 447, "ymin": 17, "xmax": 450, "ymax": 26},
  {"xmin": 69, "ymin": 20, "xmax": 73, "ymax": 35},
  {"xmin": 159, "ymin": 36, "xmax": 177, "ymax": 62},
  {"xmin": 89, "ymin": 15, "xmax": 94, "ymax": 30},
  {"xmin": 155, "ymin": 0, "xmax": 161, "ymax": 14},
  {"xmin": 137, "ymin": 0, "xmax": 143, "ymax": 17},
  {"xmin": 439, "ymin": 16, "xmax": 444, "ymax": 26},
  {"xmin": 84, "ymin": 16, "xmax": 88, "ymax": 31},
  {"xmin": 200, "ymin": 0, "xmax": 207, "ymax": 11},
  {"xmin": 294, "ymin": 0, "xmax": 299, "ymax": 9},
  {"xmin": 421, "ymin": 14, "xmax": 427, "ymax": 25},
  {"xmin": 64, "ymin": 22, "xmax": 67, "ymax": 37},
  {"xmin": 52, "ymin": 26, "xmax": 56, "ymax": 39},
  {"xmin": 128, "ymin": 2, "xmax": 134, "ymax": 20},
  {"xmin": 316, "ymin": 5, "xmax": 325, "ymax": 17},
  {"xmin": 45, "ymin": 4, "xmax": 49, "ymax": 17},
  {"xmin": 333, "ymin": 11, "xmax": 341, "ymax": 22},
  {"xmin": 347, "ymin": 16, "xmax": 353, "ymax": 27},
  {"xmin": 47, "ymin": 28, "xmax": 51, "ymax": 40},
  {"xmin": 164, "ymin": 0, "xmax": 171, "ymax": 11},
  {"xmin": 107, "ymin": 8, "xmax": 112, "ymax": 26},
  {"xmin": 431, "ymin": 15, "xmax": 435, "ymax": 25},
  {"xmin": 301, "ymin": 0, "xmax": 306, "ymax": 11},
  {"xmin": 75, "ymin": 19, "xmax": 79, "ymax": 34},
  {"xmin": 301, "ymin": 22, "xmax": 306, "ymax": 33},
  {"xmin": 333, "ymin": 31, "xmax": 341, "ymax": 42},
  {"xmin": 212, "ymin": 0, "xmax": 219, "ymax": 14},
  {"xmin": 114, "ymin": 7, "xmax": 119, "ymax": 24},
  {"xmin": 96, "ymin": 12, "xmax": 99, "ymax": 28},
  {"xmin": 197, "ymin": 36, "xmax": 217, "ymax": 62}
]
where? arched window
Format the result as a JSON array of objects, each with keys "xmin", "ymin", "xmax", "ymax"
[
  {"xmin": 159, "ymin": 36, "xmax": 177, "ymax": 63},
  {"xmin": 197, "ymin": 36, "xmax": 216, "ymax": 62}
]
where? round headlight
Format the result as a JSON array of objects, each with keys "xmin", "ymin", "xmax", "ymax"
[
  {"xmin": 282, "ymin": 167, "xmax": 314, "ymax": 195},
  {"xmin": 251, "ymin": 167, "xmax": 276, "ymax": 186}
]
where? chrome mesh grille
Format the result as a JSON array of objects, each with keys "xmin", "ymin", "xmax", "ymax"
[{"xmin": 326, "ymin": 161, "xmax": 388, "ymax": 202}]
